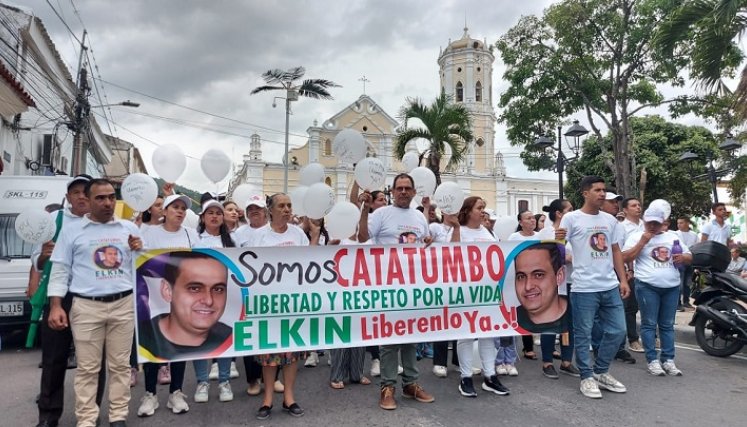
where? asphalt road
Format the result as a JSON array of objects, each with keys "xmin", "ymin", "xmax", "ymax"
[{"xmin": 1, "ymin": 309, "xmax": 746, "ymax": 427}]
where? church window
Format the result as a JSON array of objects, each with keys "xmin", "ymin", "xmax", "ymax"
[
  {"xmin": 457, "ymin": 67, "xmax": 462, "ymax": 72},
  {"xmin": 475, "ymin": 81, "xmax": 482, "ymax": 102},
  {"xmin": 456, "ymin": 81, "xmax": 463, "ymax": 102},
  {"xmin": 518, "ymin": 200, "xmax": 529, "ymax": 212},
  {"xmin": 475, "ymin": 137, "xmax": 484, "ymax": 147},
  {"xmin": 325, "ymin": 177, "xmax": 332, "ymax": 186},
  {"xmin": 324, "ymin": 138, "xmax": 332, "ymax": 156}
]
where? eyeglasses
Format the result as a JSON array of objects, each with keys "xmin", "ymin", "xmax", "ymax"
[{"xmin": 393, "ymin": 186, "xmax": 414, "ymax": 192}]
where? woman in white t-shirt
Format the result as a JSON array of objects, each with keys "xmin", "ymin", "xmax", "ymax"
[
  {"xmin": 447, "ymin": 196, "xmax": 510, "ymax": 398},
  {"xmin": 252, "ymin": 193, "xmax": 319, "ymax": 420},
  {"xmin": 622, "ymin": 207, "xmax": 692, "ymax": 377},
  {"xmin": 506, "ymin": 210, "xmax": 539, "ymax": 364},
  {"xmin": 139, "ymin": 195, "xmax": 164, "ymax": 232},
  {"xmin": 137, "ymin": 194, "xmax": 198, "ymax": 418},
  {"xmin": 222, "ymin": 201, "xmax": 242, "ymax": 232},
  {"xmin": 537, "ymin": 199, "xmax": 580, "ymax": 379},
  {"xmin": 192, "ymin": 200, "xmax": 237, "ymax": 404}
]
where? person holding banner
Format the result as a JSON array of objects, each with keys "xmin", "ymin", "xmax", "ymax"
[
  {"xmin": 556, "ymin": 176, "xmax": 630, "ymax": 399},
  {"xmin": 358, "ymin": 173, "xmax": 435, "ymax": 411},
  {"xmin": 247, "ymin": 193, "xmax": 320, "ymax": 420},
  {"xmin": 46, "ymin": 178, "xmax": 142, "ymax": 427},
  {"xmin": 137, "ymin": 194, "xmax": 199, "ymax": 417},
  {"xmin": 445, "ymin": 196, "xmax": 511, "ymax": 398},
  {"xmin": 191, "ymin": 199, "xmax": 237, "ymax": 404}
]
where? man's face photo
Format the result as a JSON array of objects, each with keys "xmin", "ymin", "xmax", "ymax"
[
  {"xmin": 102, "ymin": 246, "xmax": 120, "ymax": 268},
  {"xmin": 161, "ymin": 256, "xmax": 228, "ymax": 343},
  {"xmin": 514, "ymin": 248, "xmax": 565, "ymax": 324}
]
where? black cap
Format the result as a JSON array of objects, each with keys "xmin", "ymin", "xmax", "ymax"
[{"xmin": 67, "ymin": 174, "xmax": 93, "ymax": 191}]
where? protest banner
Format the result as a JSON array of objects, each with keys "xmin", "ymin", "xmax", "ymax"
[{"xmin": 135, "ymin": 240, "xmax": 569, "ymax": 362}]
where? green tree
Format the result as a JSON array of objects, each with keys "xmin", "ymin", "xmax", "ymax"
[
  {"xmin": 565, "ymin": 115, "xmax": 719, "ymax": 219},
  {"xmin": 497, "ymin": 0, "xmax": 693, "ymax": 197},
  {"xmin": 393, "ymin": 92, "xmax": 473, "ymax": 185}
]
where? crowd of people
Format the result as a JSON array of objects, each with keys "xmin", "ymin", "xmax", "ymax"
[{"xmin": 29, "ymin": 171, "xmax": 722, "ymax": 427}]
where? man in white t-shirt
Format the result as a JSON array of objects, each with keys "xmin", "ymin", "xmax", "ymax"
[
  {"xmin": 47, "ymin": 179, "xmax": 142, "ymax": 427},
  {"xmin": 358, "ymin": 173, "xmax": 434, "ymax": 411},
  {"xmin": 557, "ymin": 176, "xmax": 630, "ymax": 399},
  {"xmin": 675, "ymin": 217, "xmax": 698, "ymax": 310},
  {"xmin": 700, "ymin": 202, "xmax": 732, "ymax": 246},
  {"xmin": 618, "ymin": 197, "xmax": 644, "ymax": 354}
]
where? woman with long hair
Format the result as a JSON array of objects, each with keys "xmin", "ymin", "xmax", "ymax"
[
  {"xmin": 137, "ymin": 195, "xmax": 199, "ymax": 418},
  {"xmin": 140, "ymin": 195, "xmax": 164, "ymax": 229},
  {"xmin": 448, "ymin": 196, "xmax": 510, "ymax": 398},
  {"xmin": 536, "ymin": 199, "xmax": 580, "ymax": 379},
  {"xmin": 192, "ymin": 199, "xmax": 236, "ymax": 404},
  {"xmin": 222, "ymin": 201, "xmax": 242, "ymax": 232},
  {"xmin": 247, "ymin": 193, "xmax": 319, "ymax": 420},
  {"xmin": 534, "ymin": 213, "xmax": 546, "ymax": 232},
  {"xmin": 507, "ymin": 210, "xmax": 539, "ymax": 363}
]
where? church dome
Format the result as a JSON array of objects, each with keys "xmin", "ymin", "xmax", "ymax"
[{"xmin": 443, "ymin": 27, "xmax": 486, "ymax": 53}]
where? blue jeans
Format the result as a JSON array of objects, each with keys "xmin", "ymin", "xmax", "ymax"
[
  {"xmin": 635, "ymin": 279, "xmax": 679, "ymax": 363},
  {"xmin": 571, "ymin": 289, "xmax": 626, "ymax": 379},
  {"xmin": 193, "ymin": 358, "xmax": 231, "ymax": 383},
  {"xmin": 494, "ymin": 336, "xmax": 517, "ymax": 364}
]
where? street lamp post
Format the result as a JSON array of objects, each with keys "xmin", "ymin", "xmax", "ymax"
[
  {"xmin": 679, "ymin": 135, "xmax": 741, "ymax": 203},
  {"xmin": 273, "ymin": 90, "xmax": 298, "ymax": 193},
  {"xmin": 534, "ymin": 120, "xmax": 589, "ymax": 199}
]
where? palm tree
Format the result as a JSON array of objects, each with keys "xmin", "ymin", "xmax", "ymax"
[
  {"xmin": 251, "ymin": 66, "xmax": 339, "ymax": 191},
  {"xmin": 394, "ymin": 92, "xmax": 474, "ymax": 186},
  {"xmin": 654, "ymin": 0, "xmax": 747, "ymax": 117}
]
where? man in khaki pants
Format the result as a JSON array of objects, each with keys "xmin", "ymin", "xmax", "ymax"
[{"xmin": 47, "ymin": 179, "xmax": 143, "ymax": 427}]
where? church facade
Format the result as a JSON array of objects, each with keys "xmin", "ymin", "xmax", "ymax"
[{"xmin": 227, "ymin": 29, "xmax": 558, "ymax": 217}]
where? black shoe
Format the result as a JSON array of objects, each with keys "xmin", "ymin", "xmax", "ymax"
[
  {"xmin": 110, "ymin": 421, "xmax": 126, "ymax": 427},
  {"xmin": 256, "ymin": 405, "xmax": 272, "ymax": 420},
  {"xmin": 559, "ymin": 363, "xmax": 581, "ymax": 377},
  {"xmin": 282, "ymin": 402, "xmax": 304, "ymax": 417},
  {"xmin": 542, "ymin": 364, "xmax": 559, "ymax": 379},
  {"xmin": 481, "ymin": 375, "xmax": 510, "ymax": 395},
  {"xmin": 35, "ymin": 420, "xmax": 58, "ymax": 427},
  {"xmin": 614, "ymin": 350, "xmax": 636, "ymax": 364},
  {"xmin": 458, "ymin": 377, "xmax": 477, "ymax": 397}
]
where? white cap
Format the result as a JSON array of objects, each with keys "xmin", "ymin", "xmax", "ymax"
[
  {"xmin": 605, "ymin": 192, "xmax": 623, "ymax": 201},
  {"xmin": 643, "ymin": 206, "xmax": 666, "ymax": 223},
  {"xmin": 245, "ymin": 194, "xmax": 267, "ymax": 209},
  {"xmin": 199, "ymin": 199, "xmax": 223, "ymax": 215},
  {"xmin": 163, "ymin": 194, "xmax": 192, "ymax": 210}
]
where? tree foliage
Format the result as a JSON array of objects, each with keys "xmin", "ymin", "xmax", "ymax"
[
  {"xmin": 497, "ymin": 0, "xmax": 694, "ymax": 197},
  {"xmin": 394, "ymin": 92, "xmax": 473, "ymax": 185},
  {"xmin": 565, "ymin": 115, "xmax": 720, "ymax": 219}
]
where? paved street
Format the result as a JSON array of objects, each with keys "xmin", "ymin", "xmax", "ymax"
[{"xmin": 1, "ymin": 310, "xmax": 745, "ymax": 427}]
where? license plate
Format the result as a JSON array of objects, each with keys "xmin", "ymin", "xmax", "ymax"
[{"xmin": 0, "ymin": 302, "xmax": 24, "ymax": 316}]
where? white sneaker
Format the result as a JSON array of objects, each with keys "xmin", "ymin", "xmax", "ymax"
[
  {"xmin": 593, "ymin": 373, "xmax": 627, "ymax": 393},
  {"xmin": 647, "ymin": 360, "xmax": 666, "ymax": 377},
  {"xmin": 472, "ymin": 367, "xmax": 482, "ymax": 376},
  {"xmin": 229, "ymin": 361, "xmax": 239, "ymax": 379},
  {"xmin": 218, "ymin": 381, "xmax": 234, "ymax": 402},
  {"xmin": 208, "ymin": 362, "xmax": 219, "ymax": 381},
  {"xmin": 580, "ymin": 378, "xmax": 602, "ymax": 399},
  {"xmin": 304, "ymin": 351, "xmax": 319, "ymax": 367},
  {"xmin": 397, "ymin": 365, "xmax": 404, "ymax": 375},
  {"xmin": 194, "ymin": 382, "xmax": 209, "ymax": 403},
  {"xmin": 137, "ymin": 392, "xmax": 159, "ymax": 417},
  {"xmin": 167, "ymin": 390, "xmax": 190, "ymax": 414},
  {"xmin": 370, "ymin": 359, "xmax": 381, "ymax": 377},
  {"xmin": 506, "ymin": 364, "xmax": 519, "ymax": 376},
  {"xmin": 496, "ymin": 363, "xmax": 508, "ymax": 376},
  {"xmin": 662, "ymin": 360, "xmax": 682, "ymax": 376},
  {"xmin": 432, "ymin": 365, "xmax": 448, "ymax": 378}
]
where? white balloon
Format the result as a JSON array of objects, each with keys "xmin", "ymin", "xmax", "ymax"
[
  {"xmin": 289, "ymin": 186, "xmax": 309, "ymax": 217},
  {"xmin": 200, "ymin": 149, "xmax": 232, "ymax": 183},
  {"xmin": 15, "ymin": 209, "xmax": 56, "ymax": 244},
  {"xmin": 354, "ymin": 157, "xmax": 386, "ymax": 191},
  {"xmin": 493, "ymin": 216, "xmax": 518, "ymax": 241},
  {"xmin": 401, "ymin": 152, "xmax": 419, "ymax": 172},
  {"xmin": 648, "ymin": 199, "xmax": 672, "ymax": 219},
  {"xmin": 433, "ymin": 182, "xmax": 465, "ymax": 215},
  {"xmin": 121, "ymin": 173, "xmax": 159, "ymax": 212},
  {"xmin": 410, "ymin": 167, "xmax": 437, "ymax": 198},
  {"xmin": 303, "ymin": 183, "xmax": 336, "ymax": 220},
  {"xmin": 299, "ymin": 163, "xmax": 325, "ymax": 186},
  {"xmin": 325, "ymin": 201, "xmax": 361, "ymax": 240},
  {"xmin": 232, "ymin": 184, "xmax": 261, "ymax": 207},
  {"xmin": 152, "ymin": 144, "xmax": 186, "ymax": 182},
  {"xmin": 332, "ymin": 128, "xmax": 367, "ymax": 164}
]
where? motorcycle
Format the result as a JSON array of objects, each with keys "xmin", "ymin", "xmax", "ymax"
[{"xmin": 689, "ymin": 241, "xmax": 747, "ymax": 357}]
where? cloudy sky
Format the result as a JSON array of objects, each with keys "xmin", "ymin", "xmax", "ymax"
[{"xmin": 15, "ymin": 0, "xmax": 701, "ymax": 192}]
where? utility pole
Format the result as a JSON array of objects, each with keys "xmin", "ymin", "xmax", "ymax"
[{"xmin": 71, "ymin": 31, "xmax": 89, "ymax": 176}]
